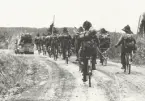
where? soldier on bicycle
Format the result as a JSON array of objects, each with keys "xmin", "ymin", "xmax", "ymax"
[
  {"xmin": 34, "ymin": 33, "xmax": 41, "ymax": 51},
  {"xmin": 98, "ymin": 28, "xmax": 111, "ymax": 64},
  {"xmin": 115, "ymin": 25, "xmax": 137, "ymax": 69},
  {"xmin": 78, "ymin": 21, "xmax": 99, "ymax": 82},
  {"xmin": 61, "ymin": 27, "xmax": 72, "ymax": 60}
]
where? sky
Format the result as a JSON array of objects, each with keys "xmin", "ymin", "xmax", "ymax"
[{"xmin": 0, "ymin": 0, "xmax": 145, "ymax": 33}]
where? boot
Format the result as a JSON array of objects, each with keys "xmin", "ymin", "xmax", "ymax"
[{"xmin": 121, "ymin": 64, "xmax": 125, "ymax": 69}]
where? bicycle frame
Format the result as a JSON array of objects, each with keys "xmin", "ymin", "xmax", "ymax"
[
  {"xmin": 82, "ymin": 56, "xmax": 93, "ymax": 87},
  {"xmin": 124, "ymin": 52, "xmax": 132, "ymax": 74},
  {"xmin": 98, "ymin": 47, "xmax": 110, "ymax": 66}
]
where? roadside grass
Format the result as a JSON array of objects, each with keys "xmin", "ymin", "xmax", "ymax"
[{"xmin": 0, "ymin": 52, "xmax": 49, "ymax": 100}]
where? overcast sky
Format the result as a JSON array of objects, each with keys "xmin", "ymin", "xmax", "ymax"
[{"xmin": 0, "ymin": 0, "xmax": 145, "ymax": 33}]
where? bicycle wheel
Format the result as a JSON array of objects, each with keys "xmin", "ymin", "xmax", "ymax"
[
  {"xmin": 124, "ymin": 55, "xmax": 127, "ymax": 73},
  {"xmin": 38, "ymin": 46, "xmax": 41, "ymax": 55},
  {"xmin": 53, "ymin": 48, "xmax": 56, "ymax": 60},
  {"xmin": 49, "ymin": 47, "xmax": 52, "ymax": 57},
  {"xmin": 129, "ymin": 64, "xmax": 131, "ymax": 74},
  {"xmin": 124, "ymin": 53, "xmax": 130, "ymax": 73},
  {"xmin": 101, "ymin": 52, "xmax": 107, "ymax": 66},
  {"xmin": 103, "ymin": 58, "xmax": 107, "ymax": 66},
  {"xmin": 89, "ymin": 59, "xmax": 92, "ymax": 87},
  {"xmin": 79, "ymin": 60, "xmax": 83, "ymax": 72},
  {"xmin": 55, "ymin": 48, "xmax": 58, "ymax": 61},
  {"xmin": 82, "ymin": 58, "xmax": 88, "ymax": 82},
  {"xmin": 89, "ymin": 73, "xmax": 91, "ymax": 87},
  {"xmin": 65, "ymin": 51, "xmax": 69, "ymax": 64},
  {"xmin": 56, "ymin": 47, "xmax": 58, "ymax": 60}
]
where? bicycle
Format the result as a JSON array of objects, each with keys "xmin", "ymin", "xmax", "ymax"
[
  {"xmin": 97, "ymin": 47, "xmax": 110, "ymax": 66},
  {"xmin": 124, "ymin": 52, "xmax": 132, "ymax": 74},
  {"xmin": 80, "ymin": 56, "xmax": 94, "ymax": 87}
]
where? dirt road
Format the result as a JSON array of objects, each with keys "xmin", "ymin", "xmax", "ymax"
[{"xmin": 3, "ymin": 50, "xmax": 145, "ymax": 101}]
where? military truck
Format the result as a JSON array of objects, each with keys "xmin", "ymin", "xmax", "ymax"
[{"xmin": 15, "ymin": 33, "xmax": 34, "ymax": 54}]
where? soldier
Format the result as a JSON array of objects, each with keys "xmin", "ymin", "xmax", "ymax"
[
  {"xmin": 61, "ymin": 27, "xmax": 72, "ymax": 60},
  {"xmin": 51, "ymin": 33, "xmax": 59, "ymax": 59},
  {"xmin": 45, "ymin": 35, "xmax": 51, "ymax": 56},
  {"xmin": 115, "ymin": 25, "xmax": 136, "ymax": 69},
  {"xmin": 41, "ymin": 33, "xmax": 47, "ymax": 55},
  {"xmin": 74, "ymin": 27, "xmax": 84, "ymax": 61},
  {"xmin": 34, "ymin": 33, "xmax": 41, "ymax": 52},
  {"xmin": 78, "ymin": 21, "xmax": 99, "ymax": 82},
  {"xmin": 98, "ymin": 28, "xmax": 110, "ymax": 64},
  {"xmin": 78, "ymin": 20, "xmax": 93, "ymax": 61}
]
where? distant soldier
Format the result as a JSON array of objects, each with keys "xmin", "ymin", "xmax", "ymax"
[
  {"xmin": 45, "ymin": 35, "xmax": 51, "ymax": 56},
  {"xmin": 61, "ymin": 27, "xmax": 72, "ymax": 59},
  {"xmin": 50, "ymin": 33, "xmax": 59, "ymax": 58},
  {"xmin": 41, "ymin": 33, "xmax": 47, "ymax": 55},
  {"xmin": 98, "ymin": 28, "xmax": 111, "ymax": 63},
  {"xmin": 34, "ymin": 33, "xmax": 41, "ymax": 51}
]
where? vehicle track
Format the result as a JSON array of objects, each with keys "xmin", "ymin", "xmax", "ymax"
[{"xmin": 68, "ymin": 56, "xmax": 145, "ymax": 101}]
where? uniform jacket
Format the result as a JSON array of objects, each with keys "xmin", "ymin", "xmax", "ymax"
[{"xmin": 116, "ymin": 33, "xmax": 136, "ymax": 52}]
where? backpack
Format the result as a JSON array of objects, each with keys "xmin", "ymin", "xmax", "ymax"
[
  {"xmin": 35, "ymin": 37, "xmax": 41, "ymax": 44},
  {"xmin": 99, "ymin": 33, "xmax": 110, "ymax": 48},
  {"xmin": 124, "ymin": 34, "xmax": 135, "ymax": 49},
  {"xmin": 41, "ymin": 36, "xmax": 46, "ymax": 44}
]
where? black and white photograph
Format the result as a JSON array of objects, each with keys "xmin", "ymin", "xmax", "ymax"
[{"xmin": 0, "ymin": 0, "xmax": 145, "ymax": 101}]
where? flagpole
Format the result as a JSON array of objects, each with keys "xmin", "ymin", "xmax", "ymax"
[
  {"xmin": 137, "ymin": 15, "xmax": 141, "ymax": 35},
  {"xmin": 52, "ymin": 15, "xmax": 55, "ymax": 35}
]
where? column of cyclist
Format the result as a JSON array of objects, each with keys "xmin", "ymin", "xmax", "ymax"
[{"xmin": 34, "ymin": 21, "xmax": 137, "ymax": 82}]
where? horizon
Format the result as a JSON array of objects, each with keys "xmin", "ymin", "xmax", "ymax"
[
  {"xmin": 0, "ymin": 26, "xmax": 125, "ymax": 33},
  {"xmin": 0, "ymin": 0, "xmax": 145, "ymax": 33}
]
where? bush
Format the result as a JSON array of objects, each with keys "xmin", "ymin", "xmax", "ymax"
[
  {"xmin": 107, "ymin": 32, "xmax": 121, "ymax": 59},
  {"xmin": 133, "ymin": 37, "xmax": 145, "ymax": 64}
]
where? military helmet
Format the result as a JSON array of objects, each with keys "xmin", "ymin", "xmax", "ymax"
[
  {"xmin": 63, "ymin": 27, "xmax": 68, "ymax": 33},
  {"xmin": 78, "ymin": 27, "xmax": 84, "ymax": 32},
  {"xmin": 100, "ymin": 28, "xmax": 108, "ymax": 33},
  {"xmin": 83, "ymin": 20, "xmax": 92, "ymax": 31},
  {"xmin": 122, "ymin": 25, "xmax": 133, "ymax": 34},
  {"xmin": 90, "ymin": 29, "xmax": 97, "ymax": 34}
]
